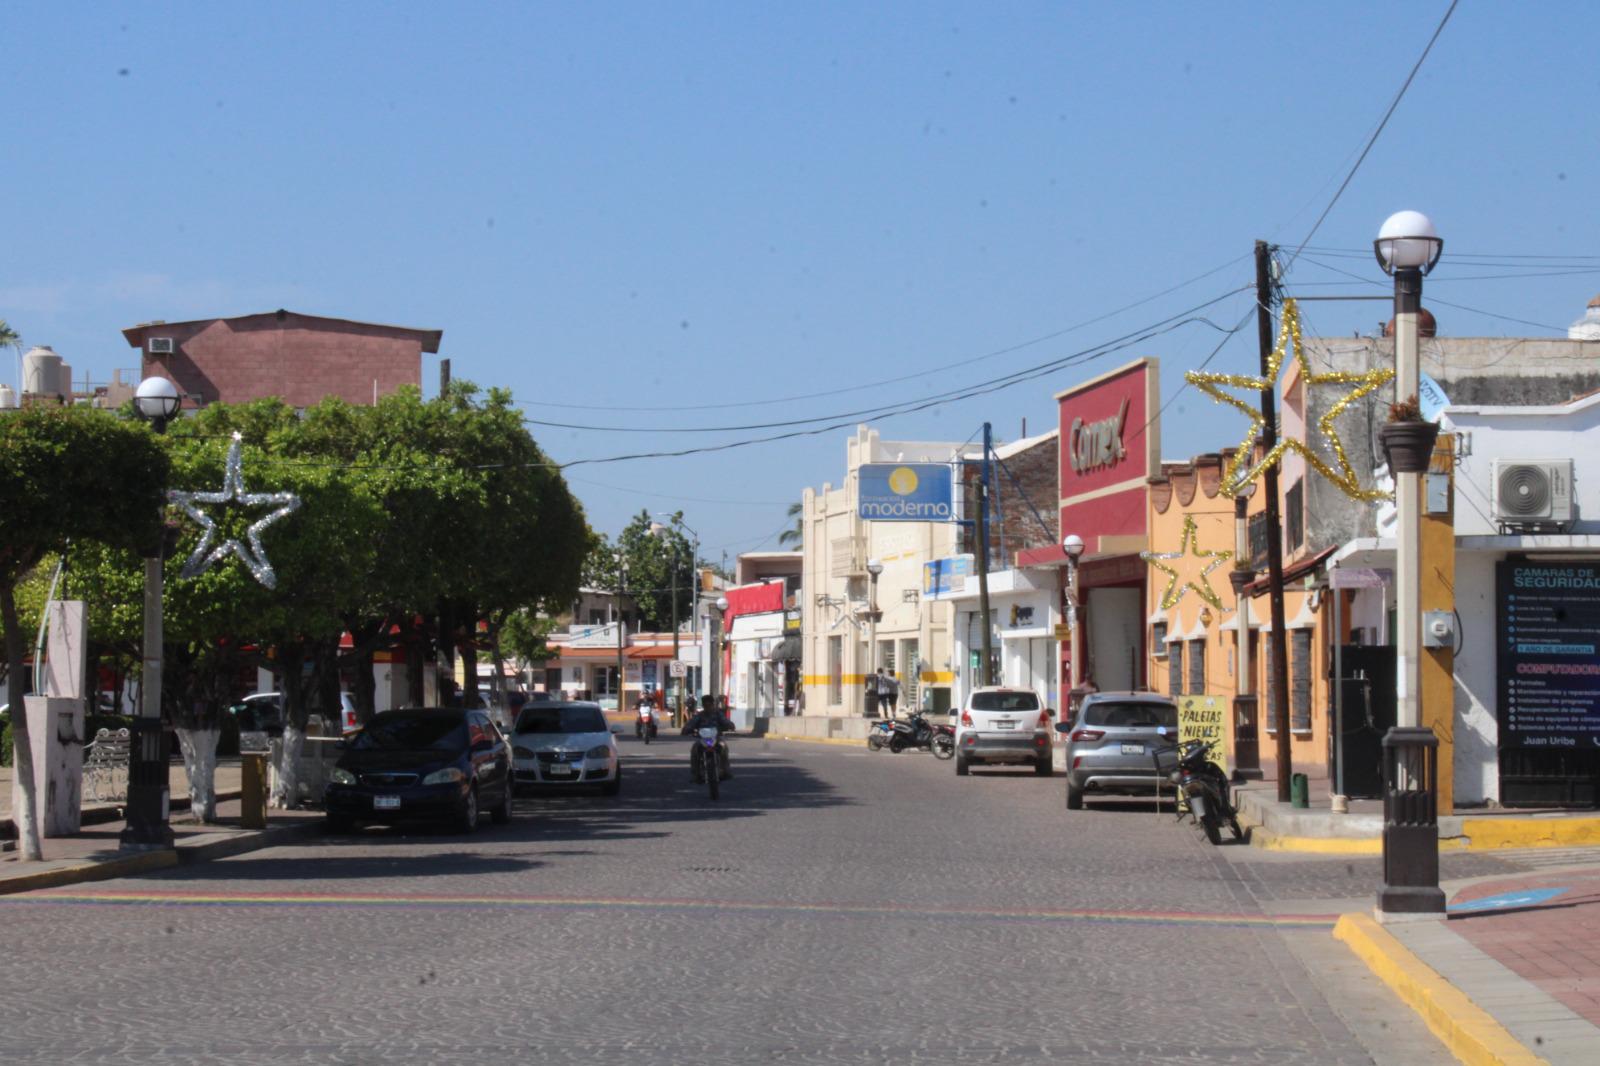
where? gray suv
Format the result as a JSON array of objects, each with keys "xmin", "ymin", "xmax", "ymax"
[{"xmin": 1057, "ymin": 692, "xmax": 1178, "ymax": 810}]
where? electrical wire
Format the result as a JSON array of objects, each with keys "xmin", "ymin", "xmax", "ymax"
[
  {"xmin": 515, "ymin": 252, "xmax": 1256, "ymax": 414},
  {"xmin": 523, "ymin": 287, "xmax": 1251, "ymax": 436},
  {"xmin": 1284, "ymin": 0, "xmax": 1459, "ymax": 266}
]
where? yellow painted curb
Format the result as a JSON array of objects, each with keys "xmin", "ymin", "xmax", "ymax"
[
  {"xmin": 1250, "ymin": 828, "xmax": 1472, "ymax": 855},
  {"xmin": 1333, "ymin": 913, "xmax": 1547, "ymax": 1066},
  {"xmin": 1462, "ymin": 816, "xmax": 1600, "ymax": 851},
  {"xmin": 0, "ymin": 849, "xmax": 178, "ymax": 897}
]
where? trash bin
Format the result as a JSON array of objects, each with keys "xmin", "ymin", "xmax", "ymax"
[
  {"xmin": 1290, "ymin": 772, "xmax": 1309, "ymax": 809},
  {"xmin": 865, "ymin": 690, "xmax": 879, "ymax": 717},
  {"xmin": 241, "ymin": 752, "xmax": 269, "ymax": 829}
]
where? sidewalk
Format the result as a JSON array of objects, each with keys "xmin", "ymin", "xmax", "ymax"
[
  {"xmin": 1, "ymin": 759, "xmax": 323, "ymax": 895},
  {"xmin": 1235, "ymin": 775, "xmax": 1600, "ymax": 854},
  {"xmin": 1334, "ymin": 859, "xmax": 1600, "ymax": 1065},
  {"xmin": 0, "ymin": 758, "xmax": 245, "ymax": 821}
]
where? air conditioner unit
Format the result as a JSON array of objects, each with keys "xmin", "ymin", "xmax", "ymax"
[
  {"xmin": 1492, "ymin": 459, "xmax": 1574, "ymax": 529},
  {"xmin": 148, "ymin": 337, "xmax": 174, "ymax": 354}
]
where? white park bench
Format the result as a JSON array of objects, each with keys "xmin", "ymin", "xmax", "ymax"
[{"xmin": 83, "ymin": 727, "xmax": 131, "ymax": 803}]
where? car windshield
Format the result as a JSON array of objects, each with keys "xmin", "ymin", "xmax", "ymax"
[
  {"xmin": 515, "ymin": 706, "xmax": 608, "ymax": 735},
  {"xmin": 1083, "ymin": 701, "xmax": 1178, "ymax": 729},
  {"xmin": 351, "ymin": 715, "xmax": 467, "ymax": 751},
  {"xmin": 970, "ymin": 692, "xmax": 1041, "ymax": 713}
]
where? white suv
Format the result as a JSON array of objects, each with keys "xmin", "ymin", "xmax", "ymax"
[{"xmin": 954, "ymin": 687, "xmax": 1054, "ymax": 777}]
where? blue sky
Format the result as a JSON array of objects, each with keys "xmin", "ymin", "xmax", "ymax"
[{"xmin": 5, "ymin": 2, "xmax": 1597, "ymax": 561}]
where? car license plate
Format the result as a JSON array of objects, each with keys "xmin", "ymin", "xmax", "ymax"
[
  {"xmin": 1121, "ymin": 743, "xmax": 1144, "ymax": 755},
  {"xmin": 994, "ymin": 719, "xmax": 1016, "ymax": 730},
  {"xmin": 373, "ymin": 795, "xmax": 401, "ymax": 810},
  {"xmin": 545, "ymin": 767, "xmax": 576, "ymax": 778}
]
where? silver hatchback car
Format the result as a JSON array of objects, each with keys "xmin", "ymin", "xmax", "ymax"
[{"xmin": 1057, "ymin": 692, "xmax": 1179, "ymax": 809}]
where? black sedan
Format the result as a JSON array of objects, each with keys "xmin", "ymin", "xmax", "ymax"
[{"xmin": 324, "ymin": 708, "xmax": 513, "ymax": 833}]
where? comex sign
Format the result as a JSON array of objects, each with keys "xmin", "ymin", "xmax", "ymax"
[
  {"xmin": 858, "ymin": 463, "xmax": 954, "ymax": 522},
  {"xmin": 1069, "ymin": 397, "xmax": 1128, "ymax": 474}
]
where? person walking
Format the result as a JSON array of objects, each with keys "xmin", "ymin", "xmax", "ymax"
[{"xmin": 876, "ymin": 668, "xmax": 900, "ymax": 717}]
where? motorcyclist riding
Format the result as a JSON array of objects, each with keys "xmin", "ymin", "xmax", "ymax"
[{"xmin": 687, "ymin": 693, "xmax": 735, "ymax": 781}]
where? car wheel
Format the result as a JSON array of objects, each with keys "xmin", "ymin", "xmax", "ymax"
[
  {"xmin": 1066, "ymin": 782, "xmax": 1084, "ymax": 810},
  {"xmin": 1034, "ymin": 756, "xmax": 1053, "ymax": 777},
  {"xmin": 955, "ymin": 753, "xmax": 970, "ymax": 777},
  {"xmin": 491, "ymin": 780, "xmax": 513, "ymax": 825},
  {"xmin": 602, "ymin": 765, "xmax": 622, "ymax": 796},
  {"xmin": 456, "ymin": 787, "xmax": 478, "ymax": 834}
]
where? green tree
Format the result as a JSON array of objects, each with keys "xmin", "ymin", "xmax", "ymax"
[
  {"xmin": 0, "ymin": 405, "xmax": 168, "ymax": 860},
  {"xmin": 777, "ymin": 500, "xmax": 804, "ymax": 548}
]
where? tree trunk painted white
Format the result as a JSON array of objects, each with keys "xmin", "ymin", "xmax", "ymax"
[
  {"xmin": 271, "ymin": 723, "xmax": 306, "ymax": 809},
  {"xmin": 174, "ymin": 726, "xmax": 221, "ymax": 823}
]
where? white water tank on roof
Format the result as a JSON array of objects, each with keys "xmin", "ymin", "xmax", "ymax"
[
  {"xmin": 58, "ymin": 361, "xmax": 73, "ymax": 398},
  {"xmin": 23, "ymin": 346, "xmax": 63, "ymax": 398},
  {"xmin": 0, "ymin": 384, "xmax": 16, "ymax": 409}
]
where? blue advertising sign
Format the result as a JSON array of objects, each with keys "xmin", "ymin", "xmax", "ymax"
[
  {"xmin": 858, "ymin": 463, "xmax": 955, "ymax": 522},
  {"xmin": 1497, "ymin": 560, "xmax": 1600, "ymax": 749},
  {"xmin": 923, "ymin": 555, "xmax": 973, "ymax": 599}
]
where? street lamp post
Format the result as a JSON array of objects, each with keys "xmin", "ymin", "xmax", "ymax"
[
  {"xmin": 711, "ymin": 595, "xmax": 729, "ymax": 707},
  {"xmin": 660, "ymin": 512, "xmax": 700, "ymax": 725},
  {"xmin": 864, "ymin": 558, "xmax": 884, "ymax": 717},
  {"xmin": 1374, "ymin": 209, "xmax": 1445, "ymax": 918},
  {"xmin": 122, "ymin": 376, "xmax": 180, "ymax": 850},
  {"xmin": 1062, "ymin": 535, "xmax": 1084, "ymax": 714}
]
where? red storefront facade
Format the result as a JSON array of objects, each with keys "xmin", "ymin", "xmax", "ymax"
[{"xmin": 1017, "ymin": 357, "xmax": 1160, "ymax": 694}]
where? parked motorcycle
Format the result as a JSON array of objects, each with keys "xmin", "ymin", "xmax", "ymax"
[
  {"xmin": 867, "ymin": 720, "xmax": 895, "ymax": 751},
  {"xmin": 888, "ymin": 711, "xmax": 940, "ymax": 755},
  {"xmin": 1160, "ymin": 737, "xmax": 1242, "ymax": 845},
  {"xmin": 930, "ymin": 722, "xmax": 956, "ymax": 761}
]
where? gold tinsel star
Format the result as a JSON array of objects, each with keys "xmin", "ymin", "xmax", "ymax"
[
  {"xmin": 1185, "ymin": 298, "xmax": 1394, "ymax": 502},
  {"xmin": 1142, "ymin": 515, "xmax": 1233, "ymax": 611}
]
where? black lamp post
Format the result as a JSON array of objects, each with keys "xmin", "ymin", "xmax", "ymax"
[
  {"xmin": 1373, "ymin": 210, "xmax": 1446, "ymax": 918},
  {"xmin": 121, "ymin": 376, "xmax": 179, "ymax": 849}
]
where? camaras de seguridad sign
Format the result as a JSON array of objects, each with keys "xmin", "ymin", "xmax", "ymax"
[{"xmin": 858, "ymin": 463, "xmax": 954, "ymax": 521}]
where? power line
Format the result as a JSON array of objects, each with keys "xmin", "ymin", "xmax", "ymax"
[
  {"xmin": 523, "ymin": 288, "xmax": 1251, "ymax": 436},
  {"xmin": 1285, "ymin": 0, "xmax": 1459, "ymax": 264},
  {"xmin": 513, "ymin": 252, "xmax": 1254, "ymax": 414}
]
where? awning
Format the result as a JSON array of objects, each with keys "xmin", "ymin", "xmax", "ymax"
[{"xmin": 766, "ymin": 635, "xmax": 802, "ymax": 661}]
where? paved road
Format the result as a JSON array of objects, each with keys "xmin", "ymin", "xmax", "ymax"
[{"xmin": 0, "ymin": 736, "xmax": 1460, "ymax": 1064}]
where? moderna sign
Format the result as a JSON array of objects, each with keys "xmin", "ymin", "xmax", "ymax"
[{"xmin": 858, "ymin": 463, "xmax": 954, "ymax": 521}]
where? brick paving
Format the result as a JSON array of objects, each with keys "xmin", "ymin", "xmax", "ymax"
[
  {"xmin": 0, "ymin": 738, "xmax": 1454, "ymax": 1063},
  {"xmin": 1448, "ymin": 869, "xmax": 1600, "ymax": 1027}
]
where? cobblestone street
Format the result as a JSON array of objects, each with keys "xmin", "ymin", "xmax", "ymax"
[{"xmin": 0, "ymin": 738, "xmax": 1458, "ymax": 1064}]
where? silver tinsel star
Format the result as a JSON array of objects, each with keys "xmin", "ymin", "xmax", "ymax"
[{"xmin": 168, "ymin": 432, "xmax": 301, "ymax": 588}]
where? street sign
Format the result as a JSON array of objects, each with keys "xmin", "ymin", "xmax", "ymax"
[
  {"xmin": 669, "ymin": 660, "xmax": 688, "ymax": 678},
  {"xmin": 1053, "ymin": 623, "xmax": 1072, "ymax": 640}
]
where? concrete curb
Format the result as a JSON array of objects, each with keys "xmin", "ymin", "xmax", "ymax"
[
  {"xmin": 0, "ymin": 817, "xmax": 323, "ymax": 897},
  {"xmin": 0, "ymin": 849, "xmax": 179, "ymax": 896},
  {"xmin": 1248, "ymin": 822, "xmax": 1600, "ymax": 855},
  {"xmin": 758, "ymin": 734, "xmax": 872, "ymax": 748},
  {"xmin": 1332, "ymin": 913, "xmax": 1548, "ymax": 1066}
]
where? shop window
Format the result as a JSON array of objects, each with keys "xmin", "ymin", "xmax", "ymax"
[
  {"xmin": 1187, "ymin": 639, "xmax": 1206, "ymax": 695},
  {"xmin": 1291, "ymin": 628, "xmax": 1313, "ymax": 732},
  {"xmin": 1265, "ymin": 642, "xmax": 1279, "ymax": 733},
  {"xmin": 1167, "ymin": 641, "xmax": 1184, "ymax": 696},
  {"xmin": 1286, "ymin": 479, "xmax": 1304, "ymax": 553},
  {"xmin": 1151, "ymin": 621, "xmax": 1168, "ymax": 659},
  {"xmin": 900, "ymin": 639, "xmax": 920, "ymax": 710},
  {"xmin": 828, "ymin": 636, "xmax": 842, "ymax": 705}
]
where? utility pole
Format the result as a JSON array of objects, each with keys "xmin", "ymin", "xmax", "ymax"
[
  {"xmin": 439, "ymin": 358, "xmax": 450, "ymax": 398},
  {"xmin": 976, "ymin": 423, "xmax": 995, "ymax": 687},
  {"xmin": 615, "ymin": 554, "xmax": 627, "ymax": 716},
  {"xmin": 1255, "ymin": 241, "xmax": 1294, "ymax": 803}
]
